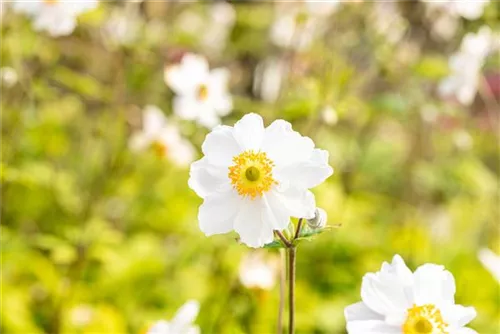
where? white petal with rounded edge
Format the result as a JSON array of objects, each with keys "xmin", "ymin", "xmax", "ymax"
[
  {"xmin": 346, "ymin": 320, "xmax": 400, "ymax": 334},
  {"xmin": 272, "ymin": 187, "xmax": 316, "ymax": 219},
  {"xmin": 413, "ymin": 263, "xmax": 456, "ymax": 306},
  {"xmin": 262, "ymin": 119, "xmax": 314, "ymax": 167},
  {"xmin": 211, "ymin": 94, "xmax": 233, "ymax": 117},
  {"xmin": 208, "ymin": 68, "xmax": 230, "ymax": 95},
  {"xmin": 361, "ymin": 271, "xmax": 411, "ymax": 318},
  {"xmin": 275, "ymin": 149, "xmax": 333, "ymax": 189},
  {"xmin": 233, "ymin": 113, "xmax": 265, "ymax": 151},
  {"xmin": 262, "ymin": 191, "xmax": 292, "ymax": 231},
  {"xmin": 146, "ymin": 320, "xmax": 171, "ymax": 334},
  {"xmin": 188, "ymin": 158, "xmax": 229, "ymax": 198},
  {"xmin": 201, "ymin": 125, "xmax": 241, "ymax": 166},
  {"xmin": 442, "ymin": 305, "xmax": 477, "ymax": 328},
  {"xmin": 143, "ymin": 105, "xmax": 167, "ymax": 135},
  {"xmin": 171, "ymin": 300, "xmax": 200, "ymax": 330},
  {"xmin": 344, "ymin": 302, "xmax": 383, "ymax": 321},
  {"xmin": 234, "ymin": 199, "xmax": 274, "ymax": 248},
  {"xmin": 198, "ymin": 189, "xmax": 240, "ymax": 236},
  {"xmin": 173, "ymin": 96, "xmax": 201, "ymax": 120}
]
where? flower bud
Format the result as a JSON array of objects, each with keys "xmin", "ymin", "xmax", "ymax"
[{"xmin": 306, "ymin": 208, "xmax": 327, "ymax": 229}]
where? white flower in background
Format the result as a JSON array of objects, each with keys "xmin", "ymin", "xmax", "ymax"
[
  {"xmin": 0, "ymin": 67, "xmax": 18, "ymax": 88},
  {"xmin": 478, "ymin": 248, "xmax": 500, "ymax": 283},
  {"xmin": 146, "ymin": 300, "xmax": 200, "ymax": 334},
  {"xmin": 423, "ymin": 0, "xmax": 490, "ymax": 21},
  {"xmin": 130, "ymin": 105, "xmax": 195, "ymax": 167},
  {"xmin": 321, "ymin": 106, "xmax": 338, "ymax": 125},
  {"xmin": 188, "ymin": 113, "xmax": 333, "ymax": 248},
  {"xmin": 371, "ymin": 2, "xmax": 408, "ymax": 44},
  {"xmin": 164, "ymin": 53, "xmax": 232, "ymax": 129},
  {"xmin": 239, "ymin": 252, "xmax": 278, "ymax": 290},
  {"xmin": 11, "ymin": 0, "xmax": 98, "ymax": 37},
  {"xmin": 102, "ymin": 4, "xmax": 141, "ymax": 46},
  {"xmin": 345, "ymin": 254, "xmax": 477, "ymax": 334},
  {"xmin": 69, "ymin": 305, "xmax": 93, "ymax": 327},
  {"xmin": 202, "ymin": 2, "xmax": 236, "ymax": 53},
  {"xmin": 439, "ymin": 26, "xmax": 493, "ymax": 106},
  {"xmin": 270, "ymin": 1, "xmax": 339, "ymax": 50},
  {"xmin": 253, "ymin": 57, "xmax": 287, "ymax": 103}
]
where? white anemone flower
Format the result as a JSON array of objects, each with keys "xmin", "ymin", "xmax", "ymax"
[
  {"xmin": 146, "ymin": 300, "xmax": 200, "ymax": 334},
  {"xmin": 438, "ymin": 26, "xmax": 493, "ymax": 106},
  {"xmin": 11, "ymin": 0, "xmax": 98, "ymax": 37},
  {"xmin": 478, "ymin": 248, "xmax": 500, "ymax": 283},
  {"xmin": 130, "ymin": 105, "xmax": 195, "ymax": 167},
  {"xmin": 423, "ymin": 0, "xmax": 490, "ymax": 21},
  {"xmin": 345, "ymin": 254, "xmax": 477, "ymax": 334},
  {"xmin": 164, "ymin": 53, "xmax": 232, "ymax": 129},
  {"xmin": 188, "ymin": 113, "xmax": 333, "ymax": 248},
  {"xmin": 239, "ymin": 252, "xmax": 278, "ymax": 290}
]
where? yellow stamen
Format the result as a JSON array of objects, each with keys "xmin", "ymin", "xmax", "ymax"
[
  {"xmin": 403, "ymin": 304, "xmax": 448, "ymax": 334},
  {"xmin": 228, "ymin": 150, "xmax": 276, "ymax": 199},
  {"xmin": 150, "ymin": 140, "xmax": 168, "ymax": 158},
  {"xmin": 197, "ymin": 84, "xmax": 209, "ymax": 101}
]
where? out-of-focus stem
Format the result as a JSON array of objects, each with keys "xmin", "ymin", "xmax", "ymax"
[
  {"xmin": 277, "ymin": 249, "xmax": 285, "ymax": 334},
  {"xmin": 288, "ymin": 246, "xmax": 296, "ymax": 334}
]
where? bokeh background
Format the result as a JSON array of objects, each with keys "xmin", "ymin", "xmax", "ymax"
[{"xmin": 2, "ymin": 1, "xmax": 499, "ymax": 333}]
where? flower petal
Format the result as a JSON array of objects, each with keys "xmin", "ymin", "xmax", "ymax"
[
  {"xmin": 413, "ymin": 263, "xmax": 456, "ymax": 306},
  {"xmin": 442, "ymin": 305, "xmax": 476, "ymax": 328},
  {"xmin": 198, "ymin": 189, "xmax": 240, "ymax": 236},
  {"xmin": 165, "ymin": 53, "xmax": 208, "ymax": 95},
  {"xmin": 272, "ymin": 187, "xmax": 316, "ymax": 219},
  {"xmin": 345, "ymin": 302, "xmax": 383, "ymax": 321},
  {"xmin": 261, "ymin": 191, "xmax": 292, "ymax": 231},
  {"xmin": 188, "ymin": 158, "xmax": 228, "ymax": 198},
  {"xmin": 346, "ymin": 320, "xmax": 400, "ymax": 334},
  {"xmin": 173, "ymin": 96, "xmax": 201, "ymax": 120},
  {"xmin": 233, "ymin": 113, "xmax": 265, "ymax": 151},
  {"xmin": 171, "ymin": 300, "xmax": 199, "ymax": 330},
  {"xmin": 201, "ymin": 125, "xmax": 241, "ymax": 166},
  {"xmin": 143, "ymin": 105, "xmax": 167, "ymax": 134},
  {"xmin": 262, "ymin": 119, "xmax": 314, "ymax": 167},
  {"xmin": 275, "ymin": 149, "xmax": 333, "ymax": 189},
  {"xmin": 234, "ymin": 199, "xmax": 274, "ymax": 248}
]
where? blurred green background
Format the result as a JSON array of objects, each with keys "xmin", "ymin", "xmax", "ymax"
[{"xmin": 1, "ymin": 1, "xmax": 499, "ymax": 333}]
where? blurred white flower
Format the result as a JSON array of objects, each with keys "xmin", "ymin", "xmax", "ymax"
[
  {"xmin": 11, "ymin": 0, "xmax": 98, "ymax": 37},
  {"xmin": 69, "ymin": 305, "xmax": 93, "ymax": 327},
  {"xmin": 371, "ymin": 2, "xmax": 407, "ymax": 44},
  {"xmin": 306, "ymin": 207, "xmax": 327, "ymax": 229},
  {"xmin": 239, "ymin": 252, "xmax": 278, "ymax": 290},
  {"xmin": 253, "ymin": 57, "xmax": 286, "ymax": 103},
  {"xmin": 164, "ymin": 53, "xmax": 232, "ymax": 129},
  {"xmin": 147, "ymin": 300, "xmax": 200, "ymax": 334},
  {"xmin": 453, "ymin": 130, "xmax": 473, "ymax": 150},
  {"xmin": 478, "ymin": 248, "xmax": 500, "ymax": 283},
  {"xmin": 439, "ymin": 26, "xmax": 493, "ymax": 106},
  {"xmin": 270, "ymin": 1, "xmax": 339, "ymax": 50},
  {"xmin": 102, "ymin": 4, "xmax": 141, "ymax": 46},
  {"xmin": 423, "ymin": 0, "xmax": 490, "ymax": 20},
  {"xmin": 188, "ymin": 113, "xmax": 333, "ymax": 248},
  {"xmin": 345, "ymin": 255, "xmax": 477, "ymax": 334},
  {"xmin": 202, "ymin": 2, "xmax": 236, "ymax": 53},
  {"xmin": 130, "ymin": 105, "xmax": 195, "ymax": 167},
  {"xmin": 321, "ymin": 106, "xmax": 338, "ymax": 125},
  {"xmin": 0, "ymin": 67, "xmax": 18, "ymax": 87}
]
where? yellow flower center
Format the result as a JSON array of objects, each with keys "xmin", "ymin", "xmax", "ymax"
[
  {"xmin": 228, "ymin": 150, "xmax": 276, "ymax": 199},
  {"xmin": 197, "ymin": 84, "xmax": 209, "ymax": 101},
  {"xmin": 150, "ymin": 140, "xmax": 168, "ymax": 158},
  {"xmin": 403, "ymin": 304, "xmax": 448, "ymax": 334}
]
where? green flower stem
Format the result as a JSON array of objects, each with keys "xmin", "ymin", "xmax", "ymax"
[{"xmin": 288, "ymin": 246, "xmax": 296, "ymax": 334}]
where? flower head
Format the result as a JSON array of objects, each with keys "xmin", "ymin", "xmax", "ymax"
[
  {"xmin": 146, "ymin": 300, "xmax": 200, "ymax": 334},
  {"xmin": 130, "ymin": 105, "xmax": 195, "ymax": 167},
  {"xmin": 239, "ymin": 252, "xmax": 278, "ymax": 290},
  {"xmin": 438, "ymin": 26, "xmax": 493, "ymax": 106},
  {"xmin": 11, "ymin": 0, "xmax": 98, "ymax": 37},
  {"xmin": 188, "ymin": 113, "xmax": 333, "ymax": 248},
  {"xmin": 345, "ymin": 255, "xmax": 477, "ymax": 334},
  {"xmin": 164, "ymin": 53, "xmax": 232, "ymax": 129}
]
